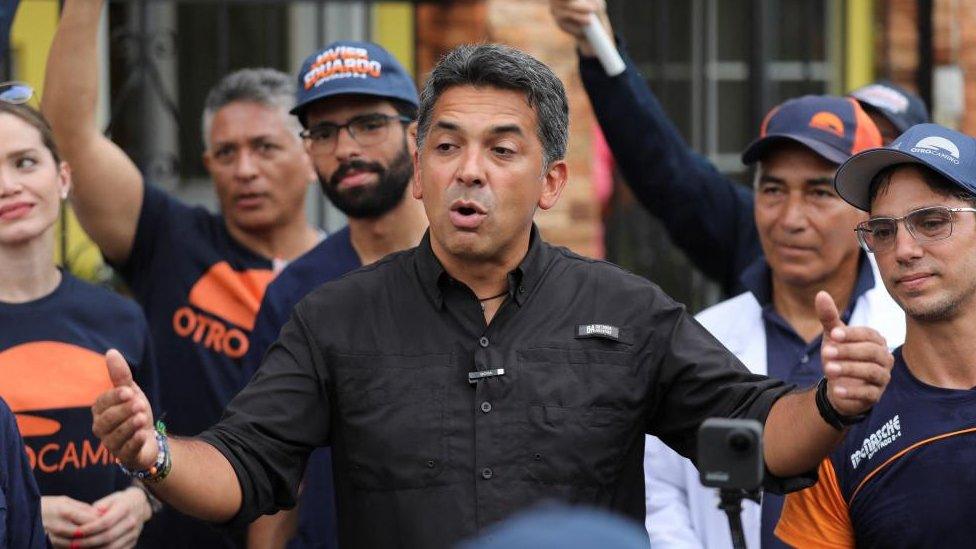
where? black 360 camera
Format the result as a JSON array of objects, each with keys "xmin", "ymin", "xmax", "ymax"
[
  {"xmin": 697, "ymin": 417, "xmax": 763, "ymax": 490},
  {"xmin": 697, "ymin": 418, "xmax": 764, "ymax": 549}
]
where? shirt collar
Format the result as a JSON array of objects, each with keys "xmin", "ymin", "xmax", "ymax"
[
  {"xmin": 740, "ymin": 251, "xmax": 876, "ymax": 319},
  {"xmin": 414, "ymin": 225, "xmax": 549, "ymax": 309}
]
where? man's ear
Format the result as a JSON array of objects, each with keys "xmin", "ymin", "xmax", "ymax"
[
  {"xmin": 411, "ymin": 153, "xmax": 423, "ymax": 201},
  {"xmin": 538, "ymin": 160, "xmax": 568, "ymax": 210},
  {"xmin": 202, "ymin": 150, "xmax": 214, "ymax": 176},
  {"xmin": 407, "ymin": 121, "xmax": 418, "ymax": 157}
]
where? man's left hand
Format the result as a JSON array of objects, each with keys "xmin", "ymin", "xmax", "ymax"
[
  {"xmin": 816, "ymin": 291, "xmax": 894, "ymax": 416},
  {"xmin": 75, "ymin": 486, "xmax": 152, "ymax": 548}
]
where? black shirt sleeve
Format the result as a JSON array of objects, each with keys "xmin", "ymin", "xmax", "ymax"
[
  {"xmin": 197, "ymin": 302, "xmax": 332, "ymax": 526},
  {"xmin": 641, "ymin": 292, "xmax": 816, "ymax": 494}
]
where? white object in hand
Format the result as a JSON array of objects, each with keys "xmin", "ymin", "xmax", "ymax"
[{"xmin": 582, "ymin": 13, "xmax": 625, "ymax": 76}]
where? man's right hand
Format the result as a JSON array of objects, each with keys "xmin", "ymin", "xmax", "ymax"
[
  {"xmin": 549, "ymin": 0, "xmax": 613, "ymax": 57},
  {"xmin": 92, "ymin": 350, "xmax": 157, "ymax": 471}
]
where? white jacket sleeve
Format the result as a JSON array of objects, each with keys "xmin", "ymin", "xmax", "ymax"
[{"xmin": 644, "ymin": 435, "xmax": 705, "ymax": 548}]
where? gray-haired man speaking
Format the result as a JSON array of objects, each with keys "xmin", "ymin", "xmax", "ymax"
[{"xmin": 91, "ymin": 44, "xmax": 893, "ymax": 549}]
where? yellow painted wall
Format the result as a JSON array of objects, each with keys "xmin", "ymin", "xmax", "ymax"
[
  {"xmin": 11, "ymin": 1, "xmax": 106, "ymax": 282},
  {"xmin": 371, "ymin": 2, "xmax": 415, "ymax": 76},
  {"xmin": 10, "ymin": 0, "xmax": 58, "ymax": 94},
  {"xmin": 845, "ymin": 0, "xmax": 875, "ymax": 91}
]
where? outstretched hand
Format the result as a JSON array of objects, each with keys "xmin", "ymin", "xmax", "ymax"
[
  {"xmin": 816, "ymin": 291, "xmax": 894, "ymax": 417},
  {"xmin": 91, "ymin": 350, "xmax": 157, "ymax": 471}
]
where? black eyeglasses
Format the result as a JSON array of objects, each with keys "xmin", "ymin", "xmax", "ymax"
[
  {"xmin": 300, "ymin": 113, "xmax": 411, "ymax": 154},
  {"xmin": 0, "ymin": 82, "xmax": 33, "ymax": 104},
  {"xmin": 855, "ymin": 205, "xmax": 976, "ymax": 253}
]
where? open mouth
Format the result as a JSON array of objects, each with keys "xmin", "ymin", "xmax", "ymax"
[{"xmin": 449, "ymin": 200, "xmax": 487, "ymax": 230}]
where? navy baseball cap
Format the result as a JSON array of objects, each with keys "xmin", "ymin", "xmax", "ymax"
[
  {"xmin": 848, "ymin": 80, "xmax": 930, "ymax": 133},
  {"xmin": 291, "ymin": 41, "xmax": 418, "ymax": 124},
  {"xmin": 742, "ymin": 95, "xmax": 882, "ymax": 165},
  {"xmin": 834, "ymin": 123, "xmax": 976, "ymax": 211}
]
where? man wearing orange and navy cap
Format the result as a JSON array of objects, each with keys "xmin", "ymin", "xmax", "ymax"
[
  {"xmin": 777, "ymin": 122, "xmax": 976, "ymax": 547},
  {"xmin": 643, "ymin": 96, "xmax": 906, "ymax": 549},
  {"xmin": 551, "ymin": 0, "xmax": 927, "ymax": 297}
]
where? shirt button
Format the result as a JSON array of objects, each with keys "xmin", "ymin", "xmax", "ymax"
[
  {"xmin": 426, "ymin": 459, "xmax": 436, "ymax": 469},
  {"xmin": 479, "ymin": 336, "xmax": 490, "ymax": 348},
  {"xmin": 480, "ymin": 401, "xmax": 492, "ymax": 413},
  {"xmin": 800, "ymin": 355, "xmax": 810, "ymax": 364},
  {"xmin": 481, "ymin": 467, "xmax": 493, "ymax": 480},
  {"xmin": 518, "ymin": 286, "xmax": 526, "ymax": 294}
]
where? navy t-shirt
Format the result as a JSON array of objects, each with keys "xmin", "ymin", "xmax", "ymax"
[
  {"xmin": 119, "ymin": 184, "xmax": 276, "ymax": 438},
  {"xmin": 778, "ymin": 347, "xmax": 976, "ymax": 547},
  {"xmin": 0, "ymin": 272, "xmax": 157, "ymax": 504},
  {"xmin": 118, "ymin": 184, "xmax": 277, "ymax": 547},
  {"xmin": 0, "ymin": 395, "xmax": 47, "ymax": 548},
  {"xmin": 245, "ymin": 226, "xmax": 359, "ymax": 549}
]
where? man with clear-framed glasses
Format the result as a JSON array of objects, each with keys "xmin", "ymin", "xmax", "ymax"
[
  {"xmin": 243, "ymin": 41, "xmax": 428, "ymax": 548},
  {"xmin": 778, "ymin": 123, "xmax": 976, "ymax": 548}
]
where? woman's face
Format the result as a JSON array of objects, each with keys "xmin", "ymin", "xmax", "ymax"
[{"xmin": 0, "ymin": 112, "xmax": 70, "ymax": 248}]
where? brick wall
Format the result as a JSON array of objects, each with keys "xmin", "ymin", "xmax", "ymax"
[
  {"xmin": 879, "ymin": 0, "xmax": 976, "ymax": 133},
  {"xmin": 415, "ymin": 0, "xmax": 604, "ymax": 258}
]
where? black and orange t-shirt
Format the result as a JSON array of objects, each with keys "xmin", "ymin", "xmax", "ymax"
[
  {"xmin": 118, "ymin": 184, "xmax": 275, "ymax": 438},
  {"xmin": 0, "ymin": 272, "xmax": 158, "ymax": 503},
  {"xmin": 776, "ymin": 347, "xmax": 976, "ymax": 548}
]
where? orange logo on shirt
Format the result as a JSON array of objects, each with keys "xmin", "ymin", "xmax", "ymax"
[
  {"xmin": 0, "ymin": 342, "xmax": 112, "ymax": 437},
  {"xmin": 809, "ymin": 112, "xmax": 845, "ymax": 138},
  {"xmin": 0, "ymin": 342, "xmax": 118, "ymax": 472},
  {"xmin": 171, "ymin": 261, "xmax": 275, "ymax": 359}
]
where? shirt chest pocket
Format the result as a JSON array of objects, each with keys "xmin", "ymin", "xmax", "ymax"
[
  {"xmin": 516, "ymin": 346, "xmax": 639, "ymax": 487},
  {"xmin": 332, "ymin": 352, "xmax": 452, "ymax": 491}
]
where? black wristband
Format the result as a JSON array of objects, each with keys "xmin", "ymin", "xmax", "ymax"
[{"xmin": 816, "ymin": 377, "xmax": 870, "ymax": 430}]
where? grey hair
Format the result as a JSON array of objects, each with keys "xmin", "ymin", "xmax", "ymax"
[
  {"xmin": 200, "ymin": 68, "xmax": 301, "ymax": 149},
  {"xmin": 416, "ymin": 43, "xmax": 569, "ymax": 167}
]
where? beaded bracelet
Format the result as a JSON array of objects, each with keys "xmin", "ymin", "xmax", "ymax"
[{"xmin": 117, "ymin": 420, "xmax": 172, "ymax": 484}]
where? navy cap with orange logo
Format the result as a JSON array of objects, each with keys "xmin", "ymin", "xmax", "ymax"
[
  {"xmin": 741, "ymin": 95, "xmax": 882, "ymax": 166},
  {"xmin": 291, "ymin": 40, "xmax": 419, "ymax": 125}
]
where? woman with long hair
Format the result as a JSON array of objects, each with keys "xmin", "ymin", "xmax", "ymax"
[{"xmin": 0, "ymin": 98, "xmax": 159, "ymax": 548}]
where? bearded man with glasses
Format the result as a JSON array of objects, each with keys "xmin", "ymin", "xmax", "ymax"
[
  {"xmin": 243, "ymin": 41, "xmax": 428, "ymax": 548},
  {"xmin": 777, "ymin": 123, "xmax": 976, "ymax": 548}
]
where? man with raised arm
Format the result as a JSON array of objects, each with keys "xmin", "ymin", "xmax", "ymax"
[
  {"xmin": 641, "ymin": 96, "xmax": 905, "ymax": 549},
  {"xmin": 43, "ymin": 1, "xmax": 320, "ymax": 546},
  {"xmin": 549, "ymin": 0, "xmax": 929, "ymax": 295}
]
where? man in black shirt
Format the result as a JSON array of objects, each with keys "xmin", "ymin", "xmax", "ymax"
[{"xmin": 91, "ymin": 44, "xmax": 894, "ymax": 548}]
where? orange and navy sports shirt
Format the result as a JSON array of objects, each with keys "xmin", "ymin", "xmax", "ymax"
[
  {"xmin": 0, "ymin": 272, "xmax": 158, "ymax": 504},
  {"xmin": 776, "ymin": 347, "xmax": 976, "ymax": 548}
]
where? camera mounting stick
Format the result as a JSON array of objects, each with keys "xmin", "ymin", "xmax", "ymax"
[{"xmin": 718, "ymin": 488, "xmax": 761, "ymax": 549}]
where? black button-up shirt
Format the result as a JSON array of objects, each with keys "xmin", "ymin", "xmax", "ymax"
[{"xmin": 200, "ymin": 227, "xmax": 802, "ymax": 548}]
